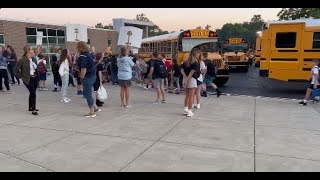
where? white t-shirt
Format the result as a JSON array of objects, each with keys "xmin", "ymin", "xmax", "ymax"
[
  {"xmin": 197, "ymin": 61, "xmax": 207, "ymax": 82},
  {"xmin": 29, "ymin": 59, "xmax": 37, "ymax": 76},
  {"xmin": 37, "ymin": 59, "xmax": 46, "ymax": 65},
  {"xmin": 311, "ymin": 66, "xmax": 319, "ymax": 85}
]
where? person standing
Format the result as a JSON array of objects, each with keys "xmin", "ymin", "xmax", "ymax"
[
  {"xmin": 170, "ymin": 59, "xmax": 181, "ymax": 94},
  {"xmin": 159, "ymin": 54, "xmax": 169, "ymax": 91},
  {"xmin": 3, "ymin": 45, "xmax": 20, "ymax": 85},
  {"xmin": 51, "ymin": 52, "xmax": 62, "ymax": 92},
  {"xmin": 37, "ymin": 54, "xmax": 48, "ymax": 91},
  {"xmin": 117, "ymin": 47, "xmax": 134, "ymax": 107},
  {"xmin": 58, "ymin": 49, "xmax": 72, "ymax": 103},
  {"xmin": 181, "ymin": 48, "xmax": 200, "ymax": 117},
  {"xmin": 194, "ymin": 53, "xmax": 207, "ymax": 109},
  {"xmin": 202, "ymin": 54, "xmax": 221, "ymax": 97},
  {"xmin": 15, "ymin": 45, "xmax": 39, "ymax": 115},
  {"xmin": 94, "ymin": 52, "xmax": 104, "ymax": 107},
  {"xmin": 149, "ymin": 52, "xmax": 167, "ymax": 104},
  {"xmin": 77, "ymin": 41, "xmax": 100, "ymax": 118},
  {"xmin": 0, "ymin": 51, "xmax": 13, "ymax": 93},
  {"xmin": 110, "ymin": 55, "xmax": 118, "ymax": 85}
]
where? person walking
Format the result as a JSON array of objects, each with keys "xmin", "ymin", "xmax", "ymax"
[
  {"xmin": 58, "ymin": 49, "xmax": 72, "ymax": 103},
  {"xmin": 76, "ymin": 41, "xmax": 101, "ymax": 117},
  {"xmin": 15, "ymin": 45, "xmax": 39, "ymax": 115},
  {"xmin": 117, "ymin": 47, "xmax": 134, "ymax": 107},
  {"xmin": 3, "ymin": 45, "xmax": 20, "ymax": 85}
]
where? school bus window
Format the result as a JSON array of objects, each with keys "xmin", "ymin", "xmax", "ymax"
[
  {"xmin": 312, "ymin": 32, "xmax": 320, "ymax": 49},
  {"xmin": 275, "ymin": 32, "xmax": 296, "ymax": 48}
]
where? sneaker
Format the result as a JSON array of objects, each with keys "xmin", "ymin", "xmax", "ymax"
[
  {"xmin": 125, "ymin": 105, "xmax": 132, "ymax": 108},
  {"xmin": 43, "ymin": 87, "xmax": 48, "ymax": 91},
  {"xmin": 216, "ymin": 89, "xmax": 221, "ymax": 98},
  {"xmin": 66, "ymin": 98, "xmax": 71, "ymax": 102},
  {"xmin": 187, "ymin": 110, "xmax": 194, "ymax": 117},
  {"xmin": 52, "ymin": 88, "xmax": 58, "ymax": 92},
  {"xmin": 94, "ymin": 108, "xmax": 101, "ymax": 113},
  {"xmin": 298, "ymin": 101, "xmax": 307, "ymax": 106},
  {"xmin": 32, "ymin": 111, "xmax": 39, "ymax": 116},
  {"xmin": 77, "ymin": 91, "xmax": 83, "ymax": 95},
  {"xmin": 39, "ymin": 87, "xmax": 43, "ymax": 91},
  {"xmin": 195, "ymin": 104, "xmax": 200, "ymax": 109},
  {"xmin": 5, "ymin": 90, "xmax": 14, "ymax": 94},
  {"xmin": 84, "ymin": 113, "xmax": 96, "ymax": 118},
  {"xmin": 161, "ymin": 99, "xmax": 166, "ymax": 103},
  {"xmin": 144, "ymin": 87, "xmax": 149, "ymax": 90},
  {"xmin": 183, "ymin": 107, "xmax": 189, "ymax": 115},
  {"xmin": 28, "ymin": 109, "xmax": 39, "ymax": 112},
  {"xmin": 61, "ymin": 98, "xmax": 69, "ymax": 103},
  {"xmin": 153, "ymin": 101, "xmax": 161, "ymax": 104}
]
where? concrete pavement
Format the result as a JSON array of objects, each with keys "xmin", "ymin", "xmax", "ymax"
[{"xmin": 1, "ymin": 82, "xmax": 320, "ymax": 172}]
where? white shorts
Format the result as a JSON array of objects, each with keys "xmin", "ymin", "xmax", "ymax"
[{"xmin": 183, "ymin": 77, "xmax": 197, "ymax": 89}]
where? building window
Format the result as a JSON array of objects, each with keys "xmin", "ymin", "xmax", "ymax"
[
  {"xmin": 27, "ymin": 36, "xmax": 36, "ymax": 44},
  {"xmin": 57, "ymin": 30, "xmax": 65, "ymax": 36},
  {"xmin": 108, "ymin": 39, "xmax": 112, "ymax": 46},
  {"xmin": 313, "ymin": 32, "xmax": 320, "ymax": 49},
  {"xmin": 275, "ymin": 32, "xmax": 296, "ymax": 48},
  {"xmin": 26, "ymin": 27, "xmax": 37, "ymax": 35},
  {"xmin": 47, "ymin": 29, "xmax": 57, "ymax": 36},
  {"xmin": 0, "ymin": 34, "xmax": 4, "ymax": 46}
]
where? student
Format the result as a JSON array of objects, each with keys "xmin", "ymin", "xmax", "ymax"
[
  {"xmin": 15, "ymin": 45, "xmax": 39, "ymax": 115},
  {"xmin": 37, "ymin": 54, "xmax": 48, "ymax": 91},
  {"xmin": 202, "ymin": 54, "xmax": 221, "ymax": 97},
  {"xmin": 0, "ymin": 52, "xmax": 13, "ymax": 93},
  {"xmin": 2, "ymin": 45, "xmax": 20, "ymax": 85},
  {"xmin": 51, "ymin": 53, "xmax": 62, "ymax": 92},
  {"xmin": 58, "ymin": 49, "xmax": 72, "ymax": 103},
  {"xmin": 117, "ymin": 47, "xmax": 134, "ymax": 108},
  {"xmin": 170, "ymin": 58, "xmax": 181, "ymax": 94},
  {"xmin": 181, "ymin": 48, "xmax": 200, "ymax": 117},
  {"xmin": 194, "ymin": 53, "xmax": 206, "ymax": 109},
  {"xmin": 94, "ymin": 52, "xmax": 104, "ymax": 107},
  {"xmin": 159, "ymin": 53, "xmax": 169, "ymax": 91},
  {"xmin": 149, "ymin": 52, "xmax": 167, "ymax": 104},
  {"xmin": 77, "ymin": 41, "xmax": 101, "ymax": 118},
  {"xmin": 299, "ymin": 59, "xmax": 320, "ymax": 106}
]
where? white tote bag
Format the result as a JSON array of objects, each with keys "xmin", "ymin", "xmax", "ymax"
[{"xmin": 97, "ymin": 86, "xmax": 108, "ymax": 101}]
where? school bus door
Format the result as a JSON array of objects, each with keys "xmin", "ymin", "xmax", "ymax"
[{"xmin": 268, "ymin": 24, "xmax": 303, "ymax": 80}]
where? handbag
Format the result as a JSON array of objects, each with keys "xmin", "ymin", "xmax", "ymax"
[{"xmin": 97, "ymin": 86, "xmax": 108, "ymax": 101}]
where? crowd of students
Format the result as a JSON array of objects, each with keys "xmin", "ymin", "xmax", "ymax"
[{"xmin": 1, "ymin": 41, "xmax": 226, "ymax": 118}]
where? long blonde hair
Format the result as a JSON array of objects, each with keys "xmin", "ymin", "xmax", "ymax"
[{"xmin": 185, "ymin": 48, "xmax": 200, "ymax": 67}]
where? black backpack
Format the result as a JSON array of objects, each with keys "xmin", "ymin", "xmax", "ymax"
[
  {"xmin": 154, "ymin": 59, "xmax": 167, "ymax": 79},
  {"xmin": 207, "ymin": 62, "xmax": 217, "ymax": 77},
  {"xmin": 192, "ymin": 62, "xmax": 201, "ymax": 79}
]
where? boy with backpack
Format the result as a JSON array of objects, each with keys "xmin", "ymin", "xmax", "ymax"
[
  {"xmin": 149, "ymin": 52, "xmax": 167, "ymax": 104},
  {"xmin": 202, "ymin": 57, "xmax": 221, "ymax": 97},
  {"xmin": 37, "ymin": 54, "xmax": 48, "ymax": 91}
]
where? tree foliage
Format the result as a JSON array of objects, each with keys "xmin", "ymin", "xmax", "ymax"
[
  {"xmin": 215, "ymin": 14, "xmax": 264, "ymax": 46},
  {"xmin": 94, "ymin": 22, "xmax": 113, "ymax": 30},
  {"xmin": 277, "ymin": 8, "xmax": 320, "ymax": 20}
]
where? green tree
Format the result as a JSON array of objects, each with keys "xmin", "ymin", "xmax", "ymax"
[
  {"xmin": 196, "ymin": 26, "xmax": 202, "ymax": 29},
  {"xmin": 95, "ymin": 23, "xmax": 113, "ymax": 30},
  {"xmin": 205, "ymin": 24, "xmax": 211, "ymax": 30},
  {"xmin": 277, "ymin": 8, "xmax": 320, "ymax": 20}
]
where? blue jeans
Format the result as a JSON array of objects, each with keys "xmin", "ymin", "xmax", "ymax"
[
  {"xmin": 82, "ymin": 76, "xmax": 96, "ymax": 108},
  {"xmin": 111, "ymin": 68, "xmax": 118, "ymax": 84},
  {"xmin": 7, "ymin": 63, "xmax": 20, "ymax": 84}
]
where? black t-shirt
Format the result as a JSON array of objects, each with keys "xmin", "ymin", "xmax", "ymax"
[
  {"xmin": 96, "ymin": 63, "xmax": 103, "ymax": 82},
  {"xmin": 146, "ymin": 59, "xmax": 153, "ymax": 75},
  {"xmin": 150, "ymin": 59, "xmax": 166, "ymax": 79},
  {"xmin": 181, "ymin": 61, "xmax": 197, "ymax": 76},
  {"xmin": 172, "ymin": 64, "xmax": 181, "ymax": 77}
]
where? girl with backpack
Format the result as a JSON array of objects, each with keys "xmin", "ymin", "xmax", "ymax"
[{"xmin": 37, "ymin": 54, "xmax": 48, "ymax": 91}]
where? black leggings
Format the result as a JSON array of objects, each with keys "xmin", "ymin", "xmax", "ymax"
[
  {"xmin": 53, "ymin": 72, "xmax": 62, "ymax": 87},
  {"xmin": 24, "ymin": 77, "xmax": 38, "ymax": 110},
  {"xmin": 0, "ymin": 69, "xmax": 10, "ymax": 91}
]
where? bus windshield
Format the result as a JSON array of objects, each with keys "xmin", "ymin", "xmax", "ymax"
[
  {"xmin": 222, "ymin": 44, "xmax": 249, "ymax": 53},
  {"xmin": 182, "ymin": 38, "xmax": 219, "ymax": 52}
]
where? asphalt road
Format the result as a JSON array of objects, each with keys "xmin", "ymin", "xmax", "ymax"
[{"xmin": 216, "ymin": 66, "xmax": 307, "ymax": 99}]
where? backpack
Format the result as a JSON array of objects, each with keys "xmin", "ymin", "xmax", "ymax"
[
  {"xmin": 192, "ymin": 62, "xmax": 201, "ymax": 79},
  {"xmin": 153, "ymin": 59, "xmax": 167, "ymax": 79},
  {"xmin": 37, "ymin": 60, "xmax": 47, "ymax": 74},
  {"xmin": 207, "ymin": 62, "xmax": 217, "ymax": 77}
]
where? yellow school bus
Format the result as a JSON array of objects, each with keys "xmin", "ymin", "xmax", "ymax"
[
  {"xmin": 255, "ymin": 32, "xmax": 262, "ymax": 67},
  {"xmin": 139, "ymin": 29, "xmax": 230, "ymax": 85},
  {"xmin": 221, "ymin": 38, "xmax": 251, "ymax": 72},
  {"xmin": 259, "ymin": 18, "xmax": 320, "ymax": 82}
]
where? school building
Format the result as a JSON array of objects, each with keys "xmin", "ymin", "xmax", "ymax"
[{"xmin": 0, "ymin": 18, "xmax": 119, "ymax": 68}]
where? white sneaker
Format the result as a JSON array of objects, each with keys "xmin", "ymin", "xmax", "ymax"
[
  {"xmin": 183, "ymin": 107, "xmax": 189, "ymax": 115},
  {"xmin": 61, "ymin": 98, "xmax": 69, "ymax": 103},
  {"xmin": 5, "ymin": 90, "xmax": 14, "ymax": 94},
  {"xmin": 187, "ymin": 110, "xmax": 194, "ymax": 117},
  {"xmin": 66, "ymin": 98, "xmax": 71, "ymax": 102},
  {"xmin": 195, "ymin": 104, "xmax": 200, "ymax": 109}
]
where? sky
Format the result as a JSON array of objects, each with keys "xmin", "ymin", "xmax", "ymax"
[{"xmin": 0, "ymin": 8, "xmax": 281, "ymax": 31}]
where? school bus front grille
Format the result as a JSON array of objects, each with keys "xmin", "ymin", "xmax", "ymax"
[{"xmin": 212, "ymin": 59, "xmax": 222, "ymax": 68}]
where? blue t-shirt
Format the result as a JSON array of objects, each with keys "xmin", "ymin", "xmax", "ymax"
[
  {"xmin": 117, "ymin": 56, "xmax": 134, "ymax": 80},
  {"xmin": 77, "ymin": 52, "xmax": 96, "ymax": 78}
]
